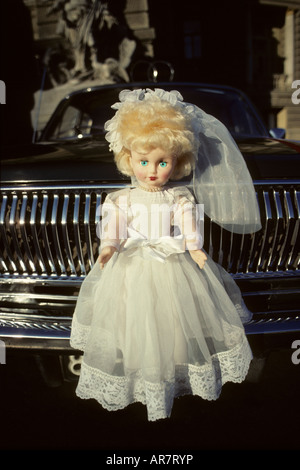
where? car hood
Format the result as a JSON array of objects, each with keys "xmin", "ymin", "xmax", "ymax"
[
  {"xmin": 237, "ymin": 138, "xmax": 300, "ymax": 180},
  {"xmin": 1, "ymin": 137, "xmax": 300, "ymax": 185},
  {"xmin": 0, "ymin": 137, "xmax": 129, "ymax": 185}
]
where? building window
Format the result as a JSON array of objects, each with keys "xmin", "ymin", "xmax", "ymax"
[{"xmin": 184, "ymin": 20, "xmax": 201, "ymax": 59}]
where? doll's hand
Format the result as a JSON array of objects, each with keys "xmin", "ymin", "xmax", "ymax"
[
  {"xmin": 98, "ymin": 246, "xmax": 117, "ymax": 269},
  {"xmin": 189, "ymin": 249, "xmax": 207, "ymax": 269}
]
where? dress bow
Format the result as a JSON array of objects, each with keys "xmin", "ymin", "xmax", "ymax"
[{"xmin": 122, "ymin": 227, "xmax": 186, "ymax": 263}]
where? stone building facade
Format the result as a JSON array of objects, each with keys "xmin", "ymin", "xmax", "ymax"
[
  {"xmin": 265, "ymin": 1, "xmax": 300, "ymax": 139},
  {"xmin": 21, "ymin": 0, "xmax": 300, "ymax": 139}
]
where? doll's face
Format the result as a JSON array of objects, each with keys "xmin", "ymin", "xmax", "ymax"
[{"xmin": 130, "ymin": 147, "xmax": 176, "ymax": 189}]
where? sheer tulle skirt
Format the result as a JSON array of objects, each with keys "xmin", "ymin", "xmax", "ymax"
[{"xmin": 70, "ymin": 251, "xmax": 252, "ymax": 421}]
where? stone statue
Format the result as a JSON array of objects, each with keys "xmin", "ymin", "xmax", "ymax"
[{"xmin": 45, "ymin": 0, "xmax": 136, "ymax": 85}]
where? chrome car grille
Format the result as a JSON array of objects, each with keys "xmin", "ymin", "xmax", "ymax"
[
  {"xmin": 207, "ymin": 180, "xmax": 300, "ymax": 276},
  {"xmin": 1, "ymin": 184, "xmax": 117, "ymax": 279},
  {"xmin": 1, "ymin": 181, "xmax": 299, "ymax": 279}
]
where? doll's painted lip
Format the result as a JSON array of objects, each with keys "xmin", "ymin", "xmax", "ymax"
[{"xmin": 149, "ymin": 177, "xmax": 157, "ymax": 181}]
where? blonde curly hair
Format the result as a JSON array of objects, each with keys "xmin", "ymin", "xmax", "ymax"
[{"xmin": 110, "ymin": 99, "xmax": 198, "ymax": 180}]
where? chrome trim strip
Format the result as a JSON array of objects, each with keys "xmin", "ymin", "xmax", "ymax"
[
  {"xmin": 19, "ymin": 194, "xmax": 35, "ymax": 273},
  {"xmin": 0, "ymin": 195, "xmax": 15, "ymax": 273},
  {"xmin": 61, "ymin": 194, "xmax": 77, "ymax": 275},
  {"xmin": 257, "ymin": 190, "xmax": 272, "ymax": 272},
  {"xmin": 84, "ymin": 193, "xmax": 94, "ymax": 271},
  {"xmin": 51, "ymin": 193, "xmax": 66, "ymax": 275},
  {"xmin": 1, "ymin": 179, "xmax": 300, "ymax": 191},
  {"xmin": 73, "ymin": 193, "xmax": 86, "ymax": 275},
  {"xmin": 0, "ymin": 292, "xmax": 77, "ymax": 302},
  {"xmin": 31, "ymin": 193, "xmax": 46, "ymax": 274},
  {"xmin": 269, "ymin": 190, "xmax": 282, "ymax": 271},
  {"xmin": 291, "ymin": 190, "xmax": 300, "ymax": 269},
  {"xmin": 2, "ymin": 314, "xmax": 300, "ymax": 343},
  {"xmin": 9, "ymin": 194, "xmax": 26, "ymax": 273},
  {"xmin": 278, "ymin": 190, "xmax": 293, "ymax": 270},
  {"xmin": 40, "ymin": 194, "xmax": 56, "ymax": 274},
  {"xmin": 0, "ymin": 183, "xmax": 130, "ymax": 191}
]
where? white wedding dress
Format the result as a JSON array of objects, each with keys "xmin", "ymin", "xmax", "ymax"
[{"xmin": 70, "ymin": 186, "xmax": 253, "ymax": 421}]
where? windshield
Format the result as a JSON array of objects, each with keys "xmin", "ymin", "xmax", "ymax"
[{"xmin": 42, "ymin": 86, "xmax": 267, "ymax": 142}]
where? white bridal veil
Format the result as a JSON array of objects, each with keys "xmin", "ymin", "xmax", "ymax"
[{"xmin": 104, "ymin": 88, "xmax": 261, "ymax": 235}]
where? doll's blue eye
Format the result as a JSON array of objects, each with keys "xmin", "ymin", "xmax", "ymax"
[
  {"xmin": 140, "ymin": 161, "xmax": 148, "ymax": 166},
  {"xmin": 159, "ymin": 162, "xmax": 167, "ymax": 168}
]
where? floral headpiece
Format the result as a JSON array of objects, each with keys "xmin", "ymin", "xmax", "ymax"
[{"xmin": 104, "ymin": 88, "xmax": 202, "ymax": 154}]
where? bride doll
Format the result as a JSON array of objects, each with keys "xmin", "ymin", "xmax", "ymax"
[{"xmin": 70, "ymin": 88, "xmax": 261, "ymax": 421}]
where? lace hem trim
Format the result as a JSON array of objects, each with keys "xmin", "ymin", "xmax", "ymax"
[
  {"xmin": 70, "ymin": 314, "xmax": 90, "ymax": 351},
  {"xmin": 75, "ymin": 335, "xmax": 252, "ymax": 421}
]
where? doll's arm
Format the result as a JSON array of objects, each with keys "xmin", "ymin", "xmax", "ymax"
[
  {"xmin": 189, "ymin": 249, "xmax": 207, "ymax": 269},
  {"xmin": 98, "ymin": 245, "xmax": 117, "ymax": 269},
  {"xmin": 98, "ymin": 194, "xmax": 127, "ymax": 268},
  {"xmin": 174, "ymin": 192, "xmax": 207, "ymax": 269}
]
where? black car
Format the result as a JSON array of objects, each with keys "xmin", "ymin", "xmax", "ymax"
[{"xmin": 1, "ymin": 82, "xmax": 299, "ymax": 382}]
